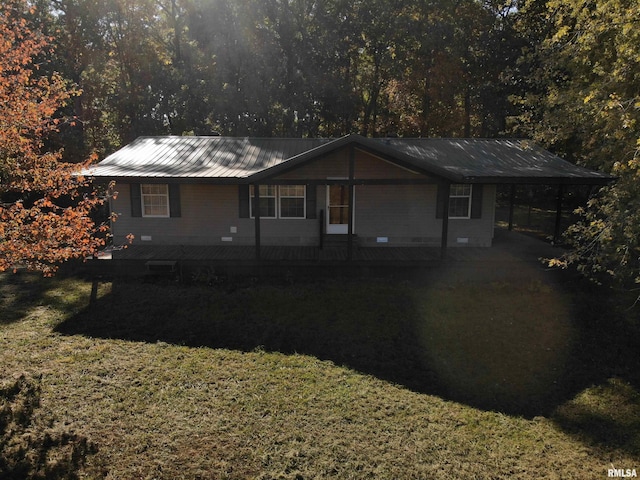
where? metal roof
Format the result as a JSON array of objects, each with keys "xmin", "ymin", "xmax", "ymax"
[
  {"xmin": 86, "ymin": 134, "xmax": 613, "ymax": 184},
  {"xmin": 87, "ymin": 136, "xmax": 334, "ymax": 180},
  {"xmin": 374, "ymin": 138, "xmax": 613, "ymax": 184}
]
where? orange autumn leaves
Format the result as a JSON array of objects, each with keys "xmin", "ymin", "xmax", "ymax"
[{"xmin": 0, "ymin": 0, "xmax": 109, "ymax": 275}]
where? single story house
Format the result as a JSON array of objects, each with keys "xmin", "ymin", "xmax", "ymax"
[{"xmin": 86, "ymin": 134, "xmax": 612, "ymax": 262}]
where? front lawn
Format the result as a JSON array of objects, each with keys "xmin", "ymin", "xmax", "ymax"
[{"xmin": 1, "ymin": 269, "xmax": 639, "ymax": 479}]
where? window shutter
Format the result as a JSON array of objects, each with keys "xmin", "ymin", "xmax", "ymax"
[
  {"xmin": 169, "ymin": 183, "xmax": 181, "ymax": 217},
  {"xmin": 130, "ymin": 183, "xmax": 142, "ymax": 217},
  {"xmin": 435, "ymin": 183, "xmax": 448, "ymax": 219},
  {"xmin": 238, "ymin": 184, "xmax": 250, "ymax": 218},
  {"xmin": 471, "ymin": 184, "xmax": 483, "ymax": 219},
  {"xmin": 306, "ymin": 184, "xmax": 316, "ymax": 219}
]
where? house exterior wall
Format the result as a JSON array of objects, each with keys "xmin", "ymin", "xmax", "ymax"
[
  {"xmin": 445, "ymin": 184, "xmax": 496, "ymax": 247},
  {"xmin": 111, "ymin": 182, "xmax": 495, "ymax": 248},
  {"xmin": 275, "ymin": 148, "xmax": 424, "ymax": 180},
  {"xmin": 353, "ymin": 184, "xmax": 495, "ymax": 247},
  {"xmin": 276, "ymin": 150, "xmax": 348, "ymax": 179},
  {"xmin": 352, "ymin": 184, "xmax": 435, "ymax": 245},
  {"xmin": 353, "ymin": 149, "xmax": 424, "ymax": 179},
  {"xmin": 109, "ymin": 148, "xmax": 496, "ymax": 248},
  {"xmin": 111, "ymin": 183, "xmax": 320, "ymax": 246}
]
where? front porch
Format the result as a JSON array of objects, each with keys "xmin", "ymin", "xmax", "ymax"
[
  {"xmin": 87, "ymin": 228, "xmax": 562, "ymax": 280},
  {"xmin": 110, "ymin": 243, "xmax": 444, "ymax": 265}
]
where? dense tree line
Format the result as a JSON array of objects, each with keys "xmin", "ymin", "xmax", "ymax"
[
  {"xmin": 520, "ymin": 0, "xmax": 640, "ymax": 293},
  {"xmin": 40, "ymin": 0, "xmax": 522, "ymax": 156},
  {"xmin": 2, "ymin": 0, "xmax": 640, "ymax": 292}
]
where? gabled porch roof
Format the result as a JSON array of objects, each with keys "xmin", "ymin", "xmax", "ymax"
[{"xmin": 87, "ymin": 134, "xmax": 613, "ymax": 185}]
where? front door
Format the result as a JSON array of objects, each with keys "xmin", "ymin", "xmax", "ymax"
[{"xmin": 326, "ymin": 184, "xmax": 351, "ymax": 234}]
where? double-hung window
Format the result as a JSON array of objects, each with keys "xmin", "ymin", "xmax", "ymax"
[
  {"xmin": 279, "ymin": 185, "xmax": 306, "ymax": 218},
  {"xmin": 250, "ymin": 185, "xmax": 306, "ymax": 219},
  {"xmin": 141, "ymin": 184, "xmax": 170, "ymax": 217},
  {"xmin": 250, "ymin": 185, "xmax": 277, "ymax": 218},
  {"xmin": 448, "ymin": 184, "xmax": 472, "ymax": 219}
]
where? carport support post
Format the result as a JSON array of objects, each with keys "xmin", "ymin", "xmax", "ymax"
[
  {"xmin": 508, "ymin": 184, "xmax": 516, "ymax": 231},
  {"xmin": 554, "ymin": 183, "xmax": 564, "ymax": 244},
  {"xmin": 440, "ymin": 182, "xmax": 450, "ymax": 259},
  {"xmin": 253, "ymin": 183, "xmax": 261, "ymax": 260},
  {"xmin": 347, "ymin": 146, "xmax": 355, "ymax": 261}
]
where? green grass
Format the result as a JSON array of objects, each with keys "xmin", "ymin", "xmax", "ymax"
[{"xmin": 1, "ymin": 270, "xmax": 639, "ymax": 479}]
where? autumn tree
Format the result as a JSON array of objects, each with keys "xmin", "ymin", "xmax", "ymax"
[{"xmin": 0, "ymin": 0, "xmax": 109, "ymax": 275}]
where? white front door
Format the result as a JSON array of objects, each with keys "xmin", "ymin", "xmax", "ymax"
[{"xmin": 326, "ymin": 184, "xmax": 352, "ymax": 234}]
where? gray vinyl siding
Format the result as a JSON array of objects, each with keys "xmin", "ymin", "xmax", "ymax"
[
  {"xmin": 275, "ymin": 148, "xmax": 425, "ymax": 181},
  {"xmin": 111, "ymin": 180, "xmax": 495, "ymax": 248},
  {"xmin": 352, "ymin": 184, "xmax": 495, "ymax": 247},
  {"xmin": 112, "ymin": 183, "xmax": 320, "ymax": 246},
  {"xmin": 353, "ymin": 149, "xmax": 424, "ymax": 179},
  {"xmin": 444, "ymin": 184, "xmax": 496, "ymax": 247},
  {"xmin": 276, "ymin": 151, "xmax": 348, "ymax": 179},
  {"xmin": 353, "ymin": 184, "xmax": 436, "ymax": 245},
  {"xmin": 113, "ymin": 184, "xmax": 236, "ymax": 245}
]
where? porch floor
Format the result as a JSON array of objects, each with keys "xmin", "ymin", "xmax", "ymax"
[
  {"xmin": 80, "ymin": 229, "xmax": 568, "ymax": 286},
  {"xmin": 109, "ymin": 244, "xmax": 444, "ymax": 265},
  {"xmin": 98, "ymin": 228, "xmax": 558, "ymax": 266}
]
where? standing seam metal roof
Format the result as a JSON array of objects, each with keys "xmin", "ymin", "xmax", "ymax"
[
  {"xmin": 87, "ymin": 137, "xmax": 334, "ymax": 179},
  {"xmin": 377, "ymin": 138, "xmax": 611, "ymax": 182},
  {"xmin": 86, "ymin": 134, "xmax": 613, "ymax": 184}
]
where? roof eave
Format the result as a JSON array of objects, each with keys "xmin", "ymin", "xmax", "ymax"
[
  {"xmin": 462, "ymin": 175, "xmax": 616, "ymax": 185},
  {"xmin": 86, "ymin": 175, "xmax": 248, "ymax": 185}
]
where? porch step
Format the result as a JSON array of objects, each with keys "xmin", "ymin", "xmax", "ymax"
[{"xmin": 322, "ymin": 234, "xmax": 358, "ymax": 248}]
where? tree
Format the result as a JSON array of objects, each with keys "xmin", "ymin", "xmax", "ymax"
[
  {"xmin": 382, "ymin": 0, "xmax": 520, "ymax": 138},
  {"xmin": 46, "ymin": 0, "xmax": 527, "ymax": 143},
  {"xmin": 512, "ymin": 0, "xmax": 640, "ymax": 170},
  {"xmin": 0, "ymin": 0, "xmax": 110, "ymax": 275},
  {"xmin": 551, "ymin": 158, "xmax": 640, "ymax": 294},
  {"xmin": 514, "ymin": 0, "xmax": 640, "ymax": 296}
]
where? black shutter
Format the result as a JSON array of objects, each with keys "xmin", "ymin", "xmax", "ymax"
[
  {"xmin": 306, "ymin": 184, "xmax": 316, "ymax": 219},
  {"xmin": 471, "ymin": 184, "xmax": 483, "ymax": 219},
  {"xmin": 169, "ymin": 183, "xmax": 181, "ymax": 217},
  {"xmin": 238, "ymin": 184, "xmax": 250, "ymax": 218},
  {"xmin": 435, "ymin": 183, "xmax": 448, "ymax": 219},
  {"xmin": 130, "ymin": 183, "xmax": 142, "ymax": 217}
]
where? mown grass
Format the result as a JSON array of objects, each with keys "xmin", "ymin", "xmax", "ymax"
[{"xmin": 1, "ymin": 267, "xmax": 639, "ymax": 479}]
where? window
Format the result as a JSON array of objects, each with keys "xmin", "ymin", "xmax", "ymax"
[
  {"xmin": 250, "ymin": 185, "xmax": 277, "ymax": 218},
  {"xmin": 279, "ymin": 185, "xmax": 306, "ymax": 218},
  {"xmin": 250, "ymin": 185, "xmax": 306, "ymax": 219},
  {"xmin": 141, "ymin": 184, "xmax": 170, "ymax": 217},
  {"xmin": 449, "ymin": 184, "xmax": 472, "ymax": 219}
]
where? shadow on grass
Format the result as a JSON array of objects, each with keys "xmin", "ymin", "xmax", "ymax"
[
  {"xmin": 0, "ymin": 273, "xmax": 51, "ymax": 325},
  {"xmin": 549, "ymin": 284, "xmax": 640, "ymax": 457},
  {"xmin": 0, "ymin": 375, "xmax": 104, "ymax": 479},
  {"xmin": 52, "ymin": 270, "xmax": 640, "ymax": 424},
  {"xmin": 57, "ymin": 277, "xmax": 439, "ymax": 399},
  {"xmin": 0, "ymin": 272, "xmax": 92, "ymax": 326}
]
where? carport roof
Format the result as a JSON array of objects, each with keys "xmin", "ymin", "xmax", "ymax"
[{"xmin": 86, "ymin": 134, "xmax": 613, "ymax": 185}]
